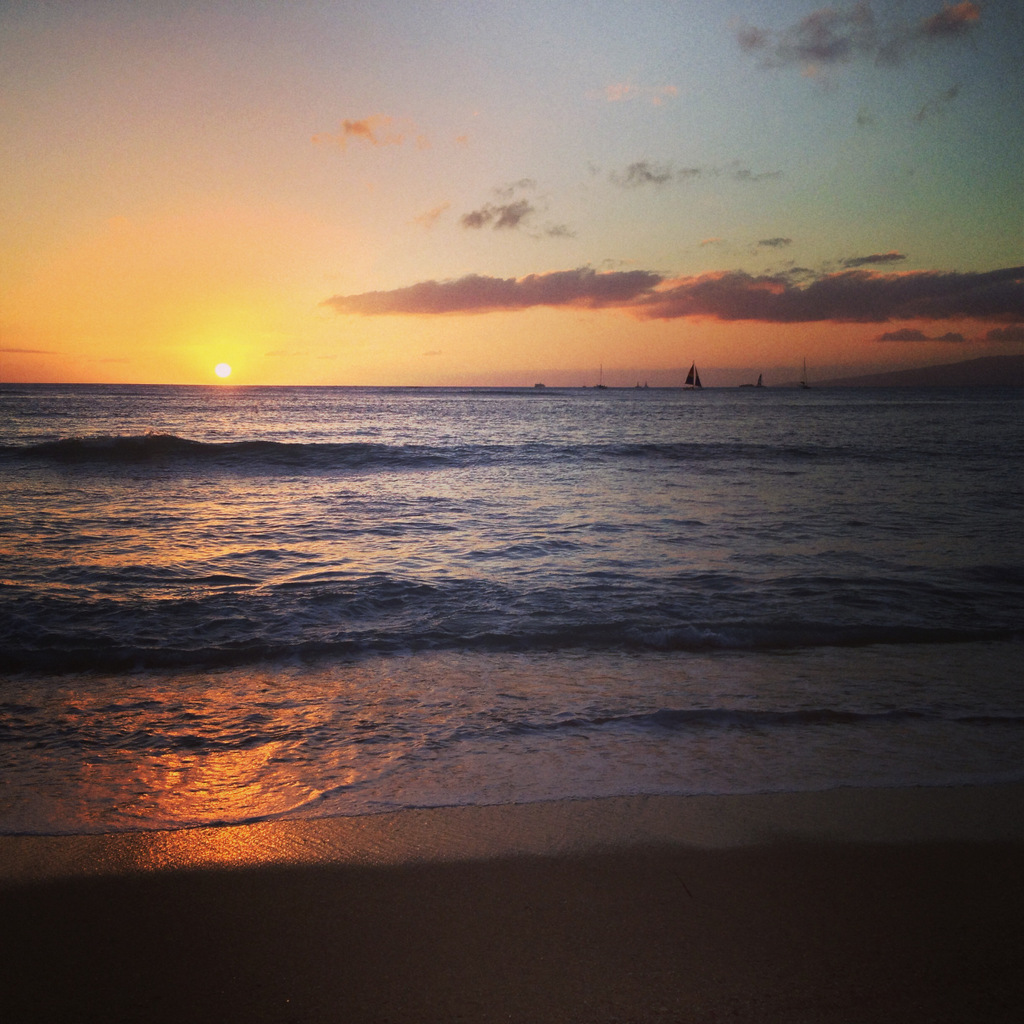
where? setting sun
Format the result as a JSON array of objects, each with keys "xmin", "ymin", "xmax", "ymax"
[{"xmin": 214, "ymin": 363, "xmax": 232, "ymax": 379}]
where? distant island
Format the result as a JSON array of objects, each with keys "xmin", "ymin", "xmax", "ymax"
[{"xmin": 820, "ymin": 354, "xmax": 1024, "ymax": 388}]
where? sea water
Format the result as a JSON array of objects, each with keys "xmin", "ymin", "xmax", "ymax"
[{"xmin": 1, "ymin": 383, "xmax": 1022, "ymax": 835}]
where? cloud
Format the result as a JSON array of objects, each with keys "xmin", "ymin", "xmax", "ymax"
[
  {"xmin": 494, "ymin": 179, "xmax": 537, "ymax": 199},
  {"xmin": 758, "ymin": 237, "xmax": 793, "ymax": 248},
  {"xmin": 461, "ymin": 199, "xmax": 535, "ymax": 230},
  {"xmin": 461, "ymin": 181, "xmax": 543, "ymax": 231},
  {"xmin": 611, "ymin": 161, "xmax": 675, "ymax": 187},
  {"xmin": 636, "ymin": 266, "xmax": 1024, "ymax": 323},
  {"xmin": 323, "ymin": 268, "xmax": 665, "ymax": 316},
  {"xmin": 600, "ymin": 81, "xmax": 679, "ymax": 106},
  {"xmin": 609, "ymin": 161, "xmax": 777, "ymax": 188},
  {"xmin": 325, "ymin": 265, "xmax": 1024, "ymax": 324},
  {"xmin": 0, "ymin": 347, "xmax": 56, "ymax": 354},
  {"xmin": 412, "ymin": 202, "xmax": 451, "ymax": 229},
  {"xmin": 733, "ymin": 166, "xmax": 782, "ymax": 183},
  {"xmin": 312, "ymin": 114, "xmax": 424, "ymax": 150},
  {"xmin": 875, "ymin": 328, "xmax": 928, "ymax": 341},
  {"xmin": 915, "ymin": 84, "xmax": 960, "ymax": 123},
  {"xmin": 493, "ymin": 201, "xmax": 533, "ymax": 229},
  {"xmin": 735, "ymin": 2, "xmax": 982, "ymax": 74},
  {"xmin": 921, "ymin": 2, "xmax": 981, "ymax": 38},
  {"xmin": 985, "ymin": 324, "xmax": 1024, "ymax": 343},
  {"xmin": 735, "ymin": 5, "xmax": 880, "ymax": 67},
  {"xmin": 876, "ymin": 328, "xmax": 965, "ymax": 341},
  {"xmin": 843, "ymin": 251, "xmax": 907, "ymax": 267}
]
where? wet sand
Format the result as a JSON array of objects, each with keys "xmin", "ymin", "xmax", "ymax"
[{"xmin": 2, "ymin": 786, "xmax": 1023, "ymax": 1023}]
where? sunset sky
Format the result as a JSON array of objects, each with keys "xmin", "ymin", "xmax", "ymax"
[{"xmin": 2, "ymin": 0, "xmax": 1021, "ymax": 386}]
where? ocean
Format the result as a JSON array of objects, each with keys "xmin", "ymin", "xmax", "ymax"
[{"xmin": 1, "ymin": 382, "xmax": 1022, "ymax": 836}]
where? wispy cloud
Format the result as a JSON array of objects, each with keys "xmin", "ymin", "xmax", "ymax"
[
  {"xmin": 876, "ymin": 328, "xmax": 966, "ymax": 342},
  {"xmin": 459, "ymin": 180, "xmax": 570, "ymax": 237},
  {"xmin": 610, "ymin": 161, "xmax": 675, "ymax": 187},
  {"xmin": 599, "ymin": 81, "xmax": 679, "ymax": 106},
  {"xmin": 412, "ymin": 202, "xmax": 451, "ymax": 229},
  {"xmin": 325, "ymin": 265, "xmax": 1024, "ymax": 324},
  {"xmin": 0, "ymin": 347, "xmax": 56, "ymax": 355},
  {"xmin": 921, "ymin": 2, "xmax": 981, "ymax": 38},
  {"xmin": 462, "ymin": 181, "xmax": 537, "ymax": 229},
  {"xmin": 461, "ymin": 199, "xmax": 534, "ymax": 230},
  {"xmin": 734, "ymin": 2, "xmax": 982, "ymax": 76},
  {"xmin": 915, "ymin": 84, "xmax": 960, "ymax": 123},
  {"xmin": 758, "ymin": 237, "xmax": 793, "ymax": 249},
  {"xmin": 312, "ymin": 114, "xmax": 428, "ymax": 150},
  {"xmin": 734, "ymin": 166, "xmax": 783, "ymax": 183},
  {"xmin": 493, "ymin": 178, "xmax": 537, "ymax": 199},
  {"xmin": 843, "ymin": 251, "xmax": 907, "ymax": 267},
  {"xmin": 609, "ymin": 161, "xmax": 779, "ymax": 188}
]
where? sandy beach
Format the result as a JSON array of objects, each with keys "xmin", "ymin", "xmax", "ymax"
[{"xmin": 3, "ymin": 785, "xmax": 1023, "ymax": 1023}]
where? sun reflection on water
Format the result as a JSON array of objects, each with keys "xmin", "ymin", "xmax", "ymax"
[{"xmin": 110, "ymin": 742, "xmax": 323, "ymax": 831}]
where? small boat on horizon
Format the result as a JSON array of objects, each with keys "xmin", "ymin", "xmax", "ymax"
[
  {"xmin": 684, "ymin": 363, "xmax": 702, "ymax": 389},
  {"xmin": 739, "ymin": 373, "xmax": 764, "ymax": 388},
  {"xmin": 799, "ymin": 359, "xmax": 811, "ymax": 389}
]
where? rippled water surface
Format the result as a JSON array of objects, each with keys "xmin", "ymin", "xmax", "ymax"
[{"xmin": 1, "ymin": 383, "xmax": 1022, "ymax": 833}]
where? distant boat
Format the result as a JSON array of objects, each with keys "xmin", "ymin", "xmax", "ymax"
[
  {"xmin": 799, "ymin": 359, "xmax": 811, "ymax": 389},
  {"xmin": 739, "ymin": 373, "xmax": 764, "ymax": 388},
  {"xmin": 533, "ymin": 382, "xmax": 546, "ymax": 389},
  {"xmin": 635, "ymin": 381, "xmax": 649, "ymax": 389},
  {"xmin": 684, "ymin": 363, "xmax": 702, "ymax": 389},
  {"xmin": 594, "ymin": 364, "xmax": 608, "ymax": 389}
]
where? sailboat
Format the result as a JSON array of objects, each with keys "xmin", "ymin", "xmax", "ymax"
[
  {"xmin": 799, "ymin": 359, "xmax": 811, "ymax": 389},
  {"xmin": 594, "ymin": 364, "xmax": 608, "ymax": 389},
  {"xmin": 740, "ymin": 373, "xmax": 764, "ymax": 388},
  {"xmin": 684, "ymin": 363, "xmax": 702, "ymax": 389}
]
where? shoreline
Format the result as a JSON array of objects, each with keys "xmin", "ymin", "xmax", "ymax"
[
  {"xmin": 3, "ymin": 782, "xmax": 1024, "ymax": 885},
  {"xmin": 3, "ymin": 785, "xmax": 1023, "ymax": 1023}
]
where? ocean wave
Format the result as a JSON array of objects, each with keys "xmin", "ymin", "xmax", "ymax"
[
  {"xmin": 488, "ymin": 705, "xmax": 1024, "ymax": 740},
  {"xmin": 3, "ymin": 434, "xmax": 462, "ymax": 473},
  {"xmin": 8, "ymin": 699, "xmax": 1019, "ymax": 769},
  {"xmin": 1, "ymin": 584, "xmax": 1015, "ymax": 674},
  {"xmin": 1, "ymin": 433, "xmax": 882, "ymax": 475}
]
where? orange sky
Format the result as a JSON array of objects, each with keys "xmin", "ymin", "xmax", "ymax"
[{"xmin": 2, "ymin": 1, "xmax": 1021, "ymax": 387}]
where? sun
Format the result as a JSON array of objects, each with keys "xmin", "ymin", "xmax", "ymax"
[{"xmin": 214, "ymin": 363, "xmax": 232, "ymax": 379}]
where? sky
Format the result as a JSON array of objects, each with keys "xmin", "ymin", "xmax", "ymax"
[{"xmin": 1, "ymin": 0, "xmax": 1022, "ymax": 386}]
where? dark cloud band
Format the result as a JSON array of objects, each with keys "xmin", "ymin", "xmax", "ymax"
[
  {"xmin": 637, "ymin": 266, "xmax": 1024, "ymax": 323},
  {"xmin": 324, "ymin": 268, "xmax": 664, "ymax": 315},
  {"xmin": 325, "ymin": 265, "xmax": 1024, "ymax": 323}
]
